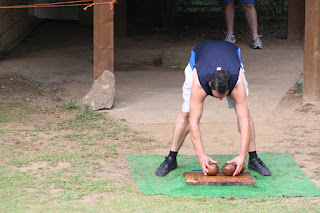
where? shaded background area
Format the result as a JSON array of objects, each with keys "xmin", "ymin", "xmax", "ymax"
[
  {"xmin": 127, "ymin": 0, "xmax": 288, "ymax": 29},
  {"xmin": 1, "ymin": 0, "xmax": 290, "ymax": 59}
]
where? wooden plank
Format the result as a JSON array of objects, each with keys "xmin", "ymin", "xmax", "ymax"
[
  {"xmin": 94, "ymin": 0, "xmax": 114, "ymax": 80},
  {"xmin": 303, "ymin": 0, "xmax": 320, "ymax": 103},
  {"xmin": 183, "ymin": 172, "xmax": 255, "ymax": 186},
  {"xmin": 287, "ymin": 0, "xmax": 305, "ymax": 41}
]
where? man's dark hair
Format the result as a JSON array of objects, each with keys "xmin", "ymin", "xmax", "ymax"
[{"xmin": 210, "ymin": 70, "xmax": 232, "ymax": 94}]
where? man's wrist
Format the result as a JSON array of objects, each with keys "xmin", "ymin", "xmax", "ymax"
[
  {"xmin": 239, "ymin": 153, "xmax": 248, "ymax": 159},
  {"xmin": 197, "ymin": 152, "xmax": 206, "ymax": 158}
]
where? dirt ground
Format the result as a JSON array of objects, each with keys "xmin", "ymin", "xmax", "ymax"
[{"xmin": 0, "ymin": 20, "xmax": 319, "ymax": 190}]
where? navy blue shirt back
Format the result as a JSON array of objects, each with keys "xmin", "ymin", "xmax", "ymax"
[{"xmin": 189, "ymin": 40, "xmax": 241, "ymax": 96}]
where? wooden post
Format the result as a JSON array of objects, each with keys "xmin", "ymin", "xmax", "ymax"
[
  {"xmin": 115, "ymin": 0, "xmax": 127, "ymax": 38},
  {"xmin": 287, "ymin": 0, "xmax": 305, "ymax": 41},
  {"xmin": 303, "ymin": 0, "xmax": 320, "ymax": 103},
  {"xmin": 94, "ymin": 0, "xmax": 114, "ymax": 80}
]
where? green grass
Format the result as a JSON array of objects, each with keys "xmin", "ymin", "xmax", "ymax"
[
  {"xmin": 0, "ymin": 103, "xmax": 33, "ymax": 123},
  {"xmin": 283, "ymin": 138, "xmax": 297, "ymax": 143},
  {"xmin": 0, "ymin": 100, "xmax": 164, "ymax": 211},
  {"xmin": 60, "ymin": 100, "xmax": 80, "ymax": 111},
  {"xmin": 0, "ymin": 193, "xmax": 319, "ymax": 213},
  {"xmin": 309, "ymin": 152, "xmax": 320, "ymax": 156}
]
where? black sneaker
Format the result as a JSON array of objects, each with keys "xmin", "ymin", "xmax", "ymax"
[
  {"xmin": 248, "ymin": 156, "xmax": 272, "ymax": 176},
  {"xmin": 155, "ymin": 156, "xmax": 177, "ymax": 177}
]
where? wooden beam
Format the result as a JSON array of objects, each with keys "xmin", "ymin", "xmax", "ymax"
[
  {"xmin": 303, "ymin": 0, "xmax": 320, "ymax": 103},
  {"xmin": 115, "ymin": 0, "xmax": 127, "ymax": 38},
  {"xmin": 287, "ymin": 0, "xmax": 305, "ymax": 41},
  {"xmin": 94, "ymin": 0, "xmax": 114, "ymax": 80}
]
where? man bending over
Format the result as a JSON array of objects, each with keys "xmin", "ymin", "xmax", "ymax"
[{"xmin": 155, "ymin": 40, "xmax": 271, "ymax": 177}]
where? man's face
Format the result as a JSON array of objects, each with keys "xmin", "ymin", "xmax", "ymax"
[{"xmin": 212, "ymin": 90, "xmax": 229, "ymax": 100}]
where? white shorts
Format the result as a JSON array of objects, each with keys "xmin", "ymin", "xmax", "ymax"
[{"xmin": 181, "ymin": 63, "xmax": 249, "ymax": 113}]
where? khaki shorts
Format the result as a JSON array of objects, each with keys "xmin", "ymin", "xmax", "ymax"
[{"xmin": 181, "ymin": 63, "xmax": 249, "ymax": 113}]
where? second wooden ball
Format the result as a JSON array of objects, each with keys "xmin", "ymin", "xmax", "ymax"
[{"xmin": 222, "ymin": 163, "xmax": 236, "ymax": 176}]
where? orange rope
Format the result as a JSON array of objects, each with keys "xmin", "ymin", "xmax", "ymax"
[
  {"xmin": 0, "ymin": 0, "xmax": 91, "ymax": 8},
  {"xmin": 0, "ymin": 4, "xmax": 90, "ymax": 9},
  {"xmin": 84, "ymin": 0, "xmax": 117, "ymax": 10},
  {"xmin": 0, "ymin": 0, "xmax": 117, "ymax": 10}
]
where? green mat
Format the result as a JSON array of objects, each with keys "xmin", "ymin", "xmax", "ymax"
[{"xmin": 126, "ymin": 153, "xmax": 320, "ymax": 198}]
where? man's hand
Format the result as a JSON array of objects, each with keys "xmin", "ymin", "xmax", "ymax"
[
  {"xmin": 227, "ymin": 155, "xmax": 246, "ymax": 176},
  {"xmin": 198, "ymin": 154, "xmax": 218, "ymax": 175}
]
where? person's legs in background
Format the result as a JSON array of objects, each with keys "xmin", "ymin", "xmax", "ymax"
[
  {"xmin": 223, "ymin": 0, "xmax": 237, "ymax": 43},
  {"xmin": 241, "ymin": 1, "xmax": 262, "ymax": 48},
  {"xmin": 223, "ymin": 0, "xmax": 262, "ymax": 49}
]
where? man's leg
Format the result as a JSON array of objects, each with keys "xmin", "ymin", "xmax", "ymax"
[
  {"xmin": 248, "ymin": 115, "xmax": 257, "ymax": 152},
  {"xmin": 170, "ymin": 112, "xmax": 190, "ymax": 152},
  {"xmin": 241, "ymin": 2, "xmax": 263, "ymax": 49},
  {"xmin": 155, "ymin": 112, "xmax": 189, "ymax": 177},
  {"xmin": 237, "ymin": 113, "xmax": 272, "ymax": 176},
  {"xmin": 223, "ymin": 1, "xmax": 237, "ymax": 43},
  {"xmin": 156, "ymin": 63, "xmax": 193, "ymax": 177}
]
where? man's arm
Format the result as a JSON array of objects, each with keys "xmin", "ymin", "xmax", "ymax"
[
  {"xmin": 189, "ymin": 69, "xmax": 217, "ymax": 175},
  {"xmin": 229, "ymin": 69, "xmax": 251, "ymax": 175}
]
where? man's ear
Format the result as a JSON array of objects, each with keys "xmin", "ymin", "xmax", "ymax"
[{"xmin": 208, "ymin": 81, "xmax": 211, "ymax": 87}]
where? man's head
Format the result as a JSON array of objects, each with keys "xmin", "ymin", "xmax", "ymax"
[{"xmin": 208, "ymin": 68, "xmax": 232, "ymax": 99}]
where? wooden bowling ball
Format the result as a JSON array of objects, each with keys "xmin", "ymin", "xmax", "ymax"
[
  {"xmin": 206, "ymin": 162, "xmax": 219, "ymax": 176},
  {"xmin": 222, "ymin": 163, "xmax": 236, "ymax": 176}
]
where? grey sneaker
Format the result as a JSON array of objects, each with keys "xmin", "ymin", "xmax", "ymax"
[
  {"xmin": 225, "ymin": 34, "xmax": 236, "ymax": 43},
  {"xmin": 251, "ymin": 36, "xmax": 263, "ymax": 49}
]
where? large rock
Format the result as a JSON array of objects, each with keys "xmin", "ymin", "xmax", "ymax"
[{"xmin": 82, "ymin": 70, "xmax": 115, "ymax": 110}]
